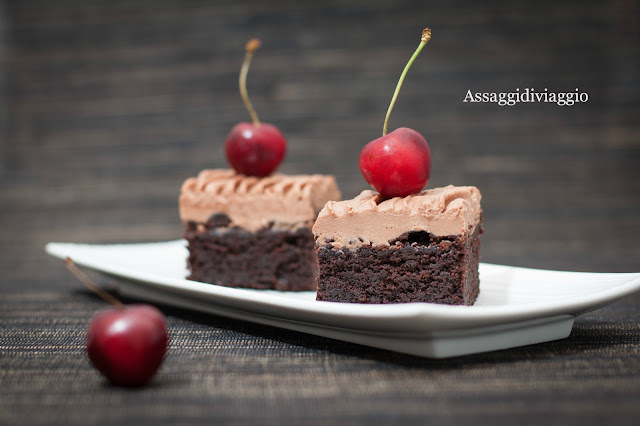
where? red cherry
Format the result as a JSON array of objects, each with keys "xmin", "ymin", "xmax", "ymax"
[
  {"xmin": 359, "ymin": 127, "xmax": 431, "ymax": 198},
  {"xmin": 224, "ymin": 122, "xmax": 287, "ymax": 177},
  {"xmin": 224, "ymin": 38, "xmax": 287, "ymax": 177},
  {"xmin": 87, "ymin": 304, "xmax": 168, "ymax": 387},
  {"xmin": 360, "ymin": 28, "xmax": 432, "ymax": 199}
]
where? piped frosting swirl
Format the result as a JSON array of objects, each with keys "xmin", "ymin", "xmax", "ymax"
[
  {"xmin": 313, "ymin": 185, "xmax": 482, "ymax": 248},
  {"xmin": 179, "ymin": 169, "xmax": 341, "ymax": 231}
]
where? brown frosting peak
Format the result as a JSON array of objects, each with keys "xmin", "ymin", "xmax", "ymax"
[
  {"xmin": 313, "ymin": 185, "xmax": 482, "ymax": 248},
  {"xmin": 180, "ymin": 169, "xmax": 341, "ymax": 231}
]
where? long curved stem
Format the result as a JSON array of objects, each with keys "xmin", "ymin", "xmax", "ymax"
[
  {"xmin": 65, "ymin": 257, "xmax": 125, "ymax": 309},
  {"xmin": 239, "ymin": 38, "xmax": 262, "ymax": 127},
  {"xmin": 382, "ymin": 28, "xmax": 431, "ymax": 136}
]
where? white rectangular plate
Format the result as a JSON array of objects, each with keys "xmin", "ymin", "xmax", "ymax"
[{"xmin": 46, "ymin": 240, "xmax": 640, "ymax": 358}]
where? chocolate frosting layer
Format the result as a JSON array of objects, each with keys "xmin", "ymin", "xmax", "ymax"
[
  {"xmin": 179, "ymin": 169, "xmax": 341, "ymax": 231},
  {"xmin": 313, "ymin": 185, "xmax": 482, "ymax": 248}
]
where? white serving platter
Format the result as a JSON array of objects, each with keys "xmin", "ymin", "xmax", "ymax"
[{"xmin": 46, "ymin": 240, "xmax": 640, "ymax": 358}]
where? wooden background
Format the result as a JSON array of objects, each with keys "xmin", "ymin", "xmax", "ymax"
[{"xmin": 1, "ymin": 0, "xmax": 639, "ymax": 424}]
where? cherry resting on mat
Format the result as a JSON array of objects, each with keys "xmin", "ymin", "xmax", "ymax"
[
  {"xmin": 225, "ymin": 38, "xmax": 287, "ymax": 177},
  {"xmin": 66, "ymin": 258, "xmax": 169, "ymax": 387},
  {"xmin": 359, "ymin": 28, "xmax": 432, "ymax": 199}
]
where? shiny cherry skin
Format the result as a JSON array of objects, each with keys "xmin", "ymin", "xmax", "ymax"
[
  {"xmin": 87, "ymin": 304, "xmax": 168, "ymax": 387},
  {"xmin": 359, "ymin": 127, "xmax": 431, "ymax": 199},
  {"xmin": 224, "ymin": 122, "xmax": 287, "ymax": 177}
]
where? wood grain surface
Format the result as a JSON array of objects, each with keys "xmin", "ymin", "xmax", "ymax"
[{"xmin": 1, "ymin": 1, "xmax": 639, "ymax": 425}]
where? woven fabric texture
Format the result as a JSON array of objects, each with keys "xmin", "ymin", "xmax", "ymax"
[{"xmin": 2, "ymin": 290, "xmax": 640, "ymax": 425}]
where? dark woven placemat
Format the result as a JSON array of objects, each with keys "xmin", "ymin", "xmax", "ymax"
[{"xmin": 1, "ymin": 286, "xmax": 639, "ymax": 426}]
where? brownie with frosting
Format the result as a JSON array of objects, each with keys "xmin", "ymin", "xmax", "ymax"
[
  {"xmin": 179, "ymin": 169, "xmax": 341, "ymax": 290},
  {"xmin": 312, "ymin": 185, "xmax": 482, "ymax": 304}
]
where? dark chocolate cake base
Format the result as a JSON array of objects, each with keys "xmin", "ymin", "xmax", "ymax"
[
  {"xmin": 315, "ymin": 226, "xmax": 481, "ymax": 305},
  {"xmin": 184, "ymin": 214, "xmax": 318, "ymax": 291}
]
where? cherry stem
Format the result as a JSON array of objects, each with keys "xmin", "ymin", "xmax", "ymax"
[
  {"xmin": 239, "ymin": 38, "xmax": 262, "ymax": 127},
  {"xmin": 382, "ymin": 28, "xmax": 431, "ymax": 136},
  {"xmin": 65, "ymin": 257, "xmax": 125, "ymax": 309}
]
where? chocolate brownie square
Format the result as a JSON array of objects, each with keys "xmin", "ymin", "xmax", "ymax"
[
  {"xmin": 179, "ymin": 169, "xmax": 340, "ymax": 290},
  {"xmin": 313, "ymin": 186, "xmax": 482, "ymax": 304}
]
